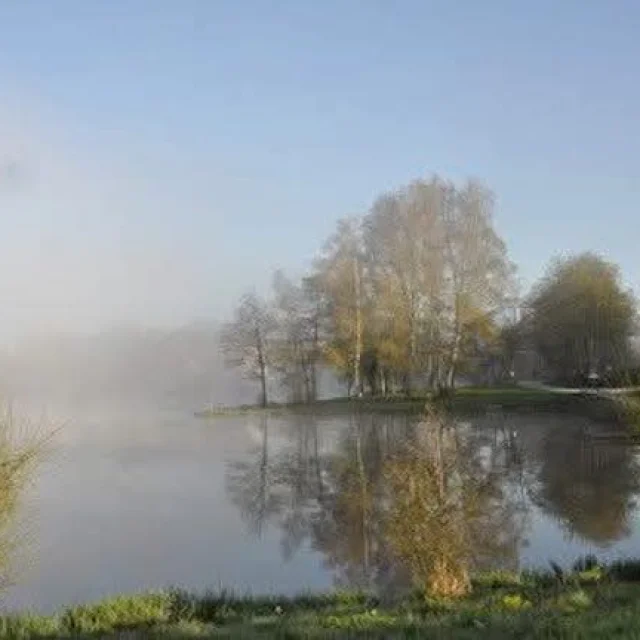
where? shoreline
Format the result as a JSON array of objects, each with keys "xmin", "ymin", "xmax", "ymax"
[
  {"xmin": 194, "ymin": 386, "xmax": 640, "ymax": 427},
  {"xmin": 6, "ymin": 561, "xmax": 640, "ymax": 638},
  {"xmin": 195, "ymin": 386, "xmax": 566, "ymax": 418}
]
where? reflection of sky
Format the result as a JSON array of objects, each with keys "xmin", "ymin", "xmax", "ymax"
[
  {"xmin": 521, "ymin": 508, "xmax": 640, "ymax": 569},
  {"xmin": 6, "ymin": 412, "xmax": 333, "ymax": 613}
]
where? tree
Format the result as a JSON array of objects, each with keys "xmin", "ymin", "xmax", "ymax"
[
  {"xmin": 315, "ymin": 218, "xmax": 366, "ymax": 397},
  {"xmin": 300, "ymin": 274, "xmax": 325, "ymax": 401},
  {"xmin": 498, "ymin": 321, "xmax": 523, "ymax": 379},
  {"xmin": 471, "ymin": 318, "xmax": 523, "ymax": 385},
  {"xmin": 363, "ymin": 177, "xmax": 514, "ymax": 392},
  {"xmin": 439, "ymin": 180, "xmax": 515, "ymax": 388},
  {"xmin": 221, "ymin": 174, "xmax": 515, "ymax": 399},
  {"xmin": 271, "ymin": 271, "xmax": 322, "ymax": 403},
  {"xmin": 220, "ymin": 292, "xmax": 274, "ymax": 407},
  {"xmin": 528, "ymin": 253, "xmax": 637, "ymax": 383},
  {"xmin": 364, "ymin": 179, "xmax": 445, "ymax": 394}
]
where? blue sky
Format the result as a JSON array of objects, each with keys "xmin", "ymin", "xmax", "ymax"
[{"xmin": 1, "ymin": 0, "xmax": 639, "ymax": 336}]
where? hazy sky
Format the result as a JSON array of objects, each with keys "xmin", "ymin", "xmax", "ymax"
[{"xmin": 1, "ymin": 1, "xmax": 639, "ymax": 339}]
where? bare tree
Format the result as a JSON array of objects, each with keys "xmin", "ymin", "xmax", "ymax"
[
  {"xmin": 220, "ymin": 292, "xmax": 275, "ymax": 407},
  {"xmin": 271, "ymin": 271, "xmax": 323, "ymax": 403}
]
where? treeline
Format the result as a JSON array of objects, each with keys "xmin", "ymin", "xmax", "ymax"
[
  {"xmin": 221, "ymin": 175, "xmax": 519, "ymax": 405},
  {"xmin": 222, "ymin": 173, "xmax": 640, "ymax": 403}
]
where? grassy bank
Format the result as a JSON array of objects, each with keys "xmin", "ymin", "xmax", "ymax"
[
  {"xmin": 196, "ymin": 387, "xmax": 640, "ymax": 432},
  {"xmin": 196, "ymin": 386, "xmax": 568, "ymax": 419},
  {"xmin": 6, "ymin": 562, "xmax": 640, "ymax": 638}
]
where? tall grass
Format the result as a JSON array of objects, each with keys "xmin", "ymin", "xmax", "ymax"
[{"xmin": 0, "ymin": 403, "xmax": 55, "ymax": 593}]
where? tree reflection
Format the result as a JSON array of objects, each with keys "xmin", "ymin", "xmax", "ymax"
[
  {"xmin": 532, "ymin": 425, "xmax": 640, "ymax": 545},
  {"xmin": 308, "ymin": 413, "xmax": 404, "ymax": 590},
  {"xmin": 384, "ymin": 408, "xmax": 528, "ymax": 596},
  {"xmin": 276, "ymin": 416, "xmax": 326, "ymax": 560},
  {"xmin": 225, "ymin": 415, "xmax": 283, "ymax": 536},
  {"xmin": 225, "ymin": 409, "xmax": 530, "ymax": 594}
]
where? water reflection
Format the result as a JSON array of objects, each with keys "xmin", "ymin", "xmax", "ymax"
[
  {"xmin": 531, "ymin": 423, "xmax": 640, "ymax": 546},
  {"xmin": 309, "ymin": 413, "xmax": 401, "ymax": 591},
  {"xmin": 387, "ymin": 410, "xmax": 530, "ymax": 595},
  {"xmin": 226, "ymin": 413, "xmax": 411, "ymax": 591},
  {"xmin": 226, "ymin": 416, "xmax": 282, "ymax": 537},
  {"xmin": 226, "ymin": 410, "xmax": 640, "ymax": 592}
]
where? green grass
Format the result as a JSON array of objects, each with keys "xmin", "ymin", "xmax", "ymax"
[
  {"xmin": 195, "ymin": 386, "xmax": 640, "ymax": 431},
  {"xmin": 195, "ymin": 386, "xmax": 566, "ymax": 419},
  {"xmin": 8, "ymin": 563, "xmax": 640, "ymax": 638}
]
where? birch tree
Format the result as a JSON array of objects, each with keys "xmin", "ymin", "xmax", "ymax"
[
  {"xmin": 364, "ymin": 178, "xmax": 446, "ymax": 393},
  {"xmin": 222, "ymin": 174, "xmax": 515, "ymax": 399},
  {"xmin": 440, "ymin": 180, "xmax": 515, "ymax": 388},
  {"xmin": 363, "ymin": 177, "xmax": 512, "ymax": 392},
  {"xmin": 315, "ymin": 217, "xmax": 366, "ymax": 397}
]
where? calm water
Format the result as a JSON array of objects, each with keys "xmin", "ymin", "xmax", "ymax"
[{"xmin": 4, "ymin": 407, "xmax": 640, "ymax": 612}]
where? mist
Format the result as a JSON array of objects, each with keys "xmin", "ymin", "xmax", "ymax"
[
  {"xmin": 0, "ymin": 100, "xmax": 251, "ymax": 409},
  {"xmin": 2, "ymin": 106, "xmax": 209, "ymax": 335}
]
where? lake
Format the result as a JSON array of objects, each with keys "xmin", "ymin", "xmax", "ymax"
[{"xmin": 4, "ymin": 406, "xmax": 640, "ymax": 612}]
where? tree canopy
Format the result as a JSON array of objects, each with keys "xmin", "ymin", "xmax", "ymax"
[
  {"xmin": 221, "ymin": 176, "xmax": 517, "ymax": 399},
  {"xmin": 220, "ymin": 178, "xmax": 639, "ymax": 400},
  {"xmin": 527, "ymin": 252, "xmax": 637, "ymax": 383}
]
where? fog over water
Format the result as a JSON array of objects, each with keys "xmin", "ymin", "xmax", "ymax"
[{"xmin": 1, "ymin": 98, "xmax": 257, "ymax": 413}]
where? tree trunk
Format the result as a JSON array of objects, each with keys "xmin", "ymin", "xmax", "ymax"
[
  {"xmin": 353, "ymin": 255, "xmax": 362, "ymax": 396},
  {"xmin": 380, "ymin": 368, "xmax": 387, "ymax": 397},
  {"xmin": 303, "ymin": 363, "xmax": 311, "ymax": 403},
  {"xmin": 256, "ymin": 331, "xmax": 268, "ymax": 407},
  {"xmin": 430, "ymin": 355, "xmax": 440, "ymax": 390},
  {"xmin": 446, "ymin": 297, "xmax": 462, "ymax": 389},
  {"xmin": 446, "ymin": 341, "xmax": 460, "ymax": 389},
  {"xmin": 300, "ymin": 349, "xmax": 313, "ymax": 404},
  {"xmin": 403, "ymin": 371, "xmax": 412, "ymax": 396},
  {"xmin": 310, "ymin": 317, "xmax": 319, "ymax": 402},
  {"xmin": 259, "ymin": 362, "xmax": 268, "ymax": 407},
  {"xmin": 408, "ymin": 305, "xmax": 417, "ymax": 396}
]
